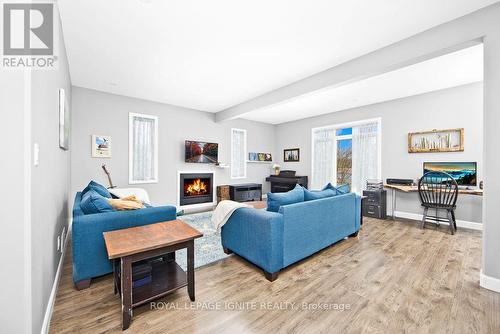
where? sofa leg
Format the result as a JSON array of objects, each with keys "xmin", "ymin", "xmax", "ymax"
[
  {"xmin": 264, "ymin": 271, "xmax": 278, "ymax": 282},
  {"xmin": 75, "ymin": 279, "xmax": 91, "ymax": 290},
  {"xmin": 223, "ymin": 247, "xmax": 233, "ymax": 255},
  {"xmin": 349, "ymin": 231, "xmax": 359, "ymax": 237}
]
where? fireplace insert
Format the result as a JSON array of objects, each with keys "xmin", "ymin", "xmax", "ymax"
[{"xmin": 179, "ymin": 173, "xmax": 214, "ymax": 206}]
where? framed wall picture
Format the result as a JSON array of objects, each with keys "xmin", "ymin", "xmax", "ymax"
[
  {"xmin": 408, "ymin": 128, "xmax": 464, "ymax": 153},
  {"xmin": 248, "ymin": 152, "xmax": 258, "ymax": 161},
  {"xmin": 59, "ymin": 88, "xmax": 70, "ymax": 150},
  {"xmin": 284, "ymin": 148, "xmax": 300, "ymax": 162},
  {"xmin": 92, "ymin": 135, "xmax": 112, "ymax": 158}
]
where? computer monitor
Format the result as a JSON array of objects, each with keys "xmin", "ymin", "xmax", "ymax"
[{"xmin": 423, "ymin": 162, "xmax": 477, "ymax": 187}]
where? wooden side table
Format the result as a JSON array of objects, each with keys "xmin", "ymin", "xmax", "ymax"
[{"xmin": 103, "ymin": 220, "xmax": 203, "ymax": 330}]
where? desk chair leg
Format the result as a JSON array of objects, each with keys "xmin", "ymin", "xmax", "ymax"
[
  {"xmin": 392, "ymin": 189, "xmax": 397, "ymax": 220},
  {"xmin": 451, "ymin": 210, "xmax": 457, "ymax": 230},
  {"xmin": 447, "ymin": 210, "xmax": 455, "ymax": 235},
  {"xmin": 421, "ymin": 207, "xmax": 428, "ymax": 229}
]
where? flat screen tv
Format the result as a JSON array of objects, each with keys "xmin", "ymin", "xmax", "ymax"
[
  {"xmin": 423, "ymin": 162, "xmax": 477, "ymax": 186},
  {"xmin": 185, "ymin": 140, "xmax": 218, "ymax": 164}
]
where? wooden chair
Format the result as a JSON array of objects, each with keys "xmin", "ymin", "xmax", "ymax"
[{"xmin": 417, "ymin": 171, "xmax": 458, "ymax": 234}]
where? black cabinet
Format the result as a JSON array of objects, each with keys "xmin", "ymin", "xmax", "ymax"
[
  {"xmin": 229, "ymin": 184, "xmax": 262, "ymax": 202},
  {"xmin": 362, "ymin": 190, "xmax": 387, "ymax": 219}
]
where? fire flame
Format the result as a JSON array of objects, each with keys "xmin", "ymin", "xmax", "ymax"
[{"xmin": 185, "ymin": 179, "xmax": 208, "ymax": 196}]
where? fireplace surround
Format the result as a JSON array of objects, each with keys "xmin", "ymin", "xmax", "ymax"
[{"xmin": 179, "ymin": 172, "xmax": 214, "ymax": 206}]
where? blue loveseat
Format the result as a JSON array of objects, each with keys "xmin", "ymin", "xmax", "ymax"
[
  {"xmin": 72, "ymin": 188, "xmax": 176, "ymax": 289},
  {"xmin": 221, "ymin": 190, "xmax": 361, "ymax": 281}
]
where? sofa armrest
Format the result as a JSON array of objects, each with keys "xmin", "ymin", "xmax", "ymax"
[
  {"xmin": 72, "ymin": 205, "xmax": 177, "ymax": 282},
  {"xmin": 221, "ymin": 208, "xmax": 284, "ymax": 273}
]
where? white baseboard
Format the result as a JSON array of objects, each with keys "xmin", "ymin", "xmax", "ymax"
[
  {"xmin": 393, "ymin": 211, "xmax": 482, "ymax": 231},
  {"xmin": 480, "ymin": 270, "xmax": 500, "ymax": 293},
  {"xmin": 41, "ymin": 220, "xmax": 71, "ymax": 334}
]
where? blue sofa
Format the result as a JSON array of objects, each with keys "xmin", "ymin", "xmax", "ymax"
[
  {"xmin": 221, "ymin": 192, "xmax": 361, "ymax": 281},
  {"xmin": 72, "ymin": 191, "xmax": 177, "ymax": 289}
]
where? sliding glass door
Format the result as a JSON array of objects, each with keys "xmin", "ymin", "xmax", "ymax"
[{"xmin": 311, "ymin": 119, "xmax": 380, "ymax": 194}]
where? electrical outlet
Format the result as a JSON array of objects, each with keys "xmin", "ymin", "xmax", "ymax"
[{"xmin": 57, "ymin": 236, "xmax": 61, "ymax": 251}]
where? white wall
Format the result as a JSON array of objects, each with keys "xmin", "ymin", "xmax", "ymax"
[
  {"xmin": 30, "ymin": 6, "xmax": 72, "ymax": 332},
  {"xmin": 275, "ymin": 83, "xmax": 483, "ymax": 223},
  {"xmin": 0, "ymin": 71, "xmax": 31, "ymax": 334},
  {"xmin": 70, "ymin": 87, "xmax": 276, "ymax": 207}
]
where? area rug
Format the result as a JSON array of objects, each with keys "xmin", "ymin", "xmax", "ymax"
[{"xmin": 175, "ymin": 211, "xmax": 230, "ymax": 269}]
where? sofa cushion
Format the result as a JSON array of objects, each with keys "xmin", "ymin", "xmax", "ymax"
[
  {"xmin": 304, "ymin": 188, "xmax": 337, "ymax": 201},
  {"xmin": 82, "ymin": 180, "xmax": 111, "ymax": 198},
  {"xmin": 80, "ymin": 190, "xmax": 114, "ymax": 215},
  {"xmin": 267, "ymin": 184, "xmax": 304, "ymax": 212}
]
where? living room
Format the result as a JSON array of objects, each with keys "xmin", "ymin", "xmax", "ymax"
[{"xmin": 1, "ymin": 1, "xmax": 500, "ymax": 333}]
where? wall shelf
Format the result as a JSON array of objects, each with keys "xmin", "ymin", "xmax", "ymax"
[{"xmin": 247, "ymin": 161, "xmax": 272, "ymax": 164}]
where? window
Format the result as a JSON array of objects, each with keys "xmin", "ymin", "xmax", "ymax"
[
  {"xmin": 231, "ymin": 128, "xmax": 247, "ymax": 179},
  {"xmin": 129, "ymin": 113, "xmax": 158, "ymax": 184},
  {"xmin": 312, "ymin": 119, "xmax": 381, "ymax": 193}
]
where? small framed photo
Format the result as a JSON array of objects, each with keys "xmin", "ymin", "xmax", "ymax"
[
  {"xmin": 92, "ymin": 135, "xmax": 112, "ymax": 158},
  {"xmin": 248, "ymin": 152, "xmax": 258, "ymax": 161},
  {"xmin": 284, "ymin": 148, "xmax": 300, "ymax": 162},
  {"xmin": 258, "ymin": 153, "xmax": 266, "ymax": 161},
  {"xmin": 263, "ymin": 153, "xmax": 272, "ymax": 162}
]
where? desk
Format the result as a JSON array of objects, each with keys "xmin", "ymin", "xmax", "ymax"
[{"xmin": 384, "ymin": 184, "xmax": 483, "ymax": 220}]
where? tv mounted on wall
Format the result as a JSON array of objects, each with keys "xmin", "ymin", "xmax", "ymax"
[
  {"xmin": 185, "ymin": 140, "xmax": 218, "ymax": 164},
  {"xmin": 423, "ymin": 162, "xmax": 477, "ymax": 187}
]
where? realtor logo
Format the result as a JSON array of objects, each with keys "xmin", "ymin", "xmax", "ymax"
[
  {"xmin": 2, "ymin": 3, "xmax": 56, "ymax": 68},
  {"xmin": 3, "ymin": 3, "xmax": 53, "ymax": 55}
]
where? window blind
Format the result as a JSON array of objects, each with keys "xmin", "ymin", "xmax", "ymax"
[
  {"xmin": 129, "ymin": 113, "xmax": 158, "ymax": 183},
  {"xmin": 231, "ymin": 128, "xmax": 247, "ymax": 179}
]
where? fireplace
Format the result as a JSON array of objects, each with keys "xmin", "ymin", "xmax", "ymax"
[{"xmin": 179, "ymin": 172, "xmax": 214, "ymax": 206}]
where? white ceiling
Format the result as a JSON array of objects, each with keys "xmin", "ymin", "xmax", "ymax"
[
  {"xmin": 59, "ymin": 0, "xmax": 495, "ymax": 117},
  {"xmin": 242, "ymin": 44, "xmax": 484, "ymax": 124}
]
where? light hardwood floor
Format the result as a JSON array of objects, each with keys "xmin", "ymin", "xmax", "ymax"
[{"xmin": 49, "ymin": 218, "xmax": 500, "ymax": 333}]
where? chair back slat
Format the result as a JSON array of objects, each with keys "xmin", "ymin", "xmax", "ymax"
[{"xmin": 418, "ymin": 171, "xmax": 458, "ymax": 209}]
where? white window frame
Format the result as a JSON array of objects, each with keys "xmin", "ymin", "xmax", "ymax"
[
  {"xmin": 311, "ymin": 118, "xmax": 382, "ymax": 189},
  {"xmin": 129, "ymin": 112, "xmax": 159, "ymax": 184},
  {"xmin": 231, "ymin": 128, "xmax": 247, "ymax": 179}
]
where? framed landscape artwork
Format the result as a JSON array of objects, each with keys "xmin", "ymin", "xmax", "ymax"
[
  {"xmin": 284, "ymin": 148, "xmax": 300, "ymax": 162},
  {"xmin": 92, "ymin": 135, "xmax": 112, "ymax": 158},
  {"xmin": 408, "ymin": 128, "xmax": 464, "ymax": 153}
]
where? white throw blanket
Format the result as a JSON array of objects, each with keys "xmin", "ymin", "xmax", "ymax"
[{"xmin": 212, "ymin": 200, "xmax": 250, "ymax": 232}]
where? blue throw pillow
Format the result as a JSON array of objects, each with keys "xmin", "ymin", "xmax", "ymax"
[
  {"xmin": 336, "ymin": 184, "xmax": 350, "ymax": 194},
  {"xmin": 322, "ymin": 182, "xmax": 350, "ymax": 195},
  {"xmin": 80, "ymin": 190, "xmax": 114, "ymax": 215},
  {"xmin": 322, "ymin": 183, "xmax": 336, "ymax": 191},
  {"xmin": 82, "ymin": 180, "xmax": 111, "ymax": 198},
  {"xmin": 304, "ymin": 188, "xmax": 337, "ymax": 201},
  {"xmin": 267, "ymin": 184, "xmax": 305, "ymax": 212}
]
